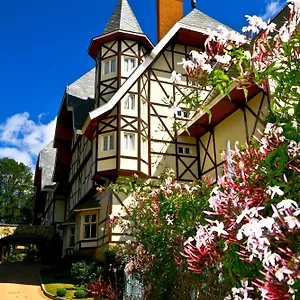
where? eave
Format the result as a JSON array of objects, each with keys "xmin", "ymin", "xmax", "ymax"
[
  {"xmin": 88, "ymin": 30, "xmax": 154, "ymax": 60},
  {"xmin": 181, "ymin": 84, "xmax": 262, "ymax": 137}
]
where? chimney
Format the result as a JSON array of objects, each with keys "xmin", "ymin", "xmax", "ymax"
[{"xmin": 157, "ymin": 0, "xmax": 184, "ymax": 41}]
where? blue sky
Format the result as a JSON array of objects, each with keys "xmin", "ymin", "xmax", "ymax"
[{"xmin": 0, "ymin": 0, "xmax": 286, "ymax": 170}]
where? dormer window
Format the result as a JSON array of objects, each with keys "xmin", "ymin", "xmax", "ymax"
[
  {"xmin": 103, "ymin": 59, "xmax": 116, "ymax": 75},
  {"xmin": 124, "ymin": 94, "xmax": 135, "ymax": 110},
  {"xmin": 123, "ymin": 57, "xmax": 136, "ymax": 73}
]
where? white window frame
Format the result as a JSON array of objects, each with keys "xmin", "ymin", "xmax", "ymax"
[
  {"xmin": 178, "ymin": 146, "xmax": 191, "ymax": 155},
  {"xmin": 83, "ymin": 214, "xmax": 97, "ymax": 240},
  {"xmin": 124, "ymin": 94, "xmax": 135, "ymax": 110},
  {"xmin": 123, "ymin": 57, "xmax": 137, "ymax": 73},
  {"xmin": 103, "ymin": 58, "xmax": 116, "ymax": 75},
  {"xmin": 103, "ymin": 134, "xmax": 114, "ymax": 151},
  {"xmin": 123, "ymin": 133, "xmax": 135, "ymax": 151}
]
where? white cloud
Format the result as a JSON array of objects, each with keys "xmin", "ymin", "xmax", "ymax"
[
  {"xmin": 0, "ymin": 147, "xmax": 34, "ymax": 169},
  {"xmin": 0, "ymin": 112, "xmax": 56, "ymax": 169},
  {"xmin": 261, "ymin": 1, "xmax": 285, "ymax": 21}
]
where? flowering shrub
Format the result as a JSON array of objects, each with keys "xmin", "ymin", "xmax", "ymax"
[
  {"xmin": 109, "ymin": 172, "xmax": 213, "ymax": 299},
  {"xmin": 182, "ymin": 121, "xmax": 300, "ymax": 299},
  {"xmin": 87, "ymin": 276, "xmax": 120, "ymax": 300}
]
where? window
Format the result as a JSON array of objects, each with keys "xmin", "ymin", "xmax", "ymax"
[
  {"xmin": 178, "ymin": 146, "xmax": 191, "ymax": 155},
  {"xmin": 124, "ymin": 94, "xmax": 135, "ymax": 110},
  {"xmin": 69, "ymin": 226, "xmax": 75, "ymax": 248},
  {"xmin": 124, "ymin": 133, "xmax": 135, "ymax": 151},
  {"xmin": 84, "ymin": 215, "xmax": 97, "ymax": 239},
  {"xmin": 177, "ymin": 110, "xmax": 189, "ymax": 118},
  {"xmin": 142, "ymin": 138, "xmax": 147, "ymax": 154},
  {"xmin": 103, "ymin": 59, "xmax": 116, "ymax": 74},
  {"xmin": 103, "ymin": 134, "xmax": 114, "ymax": 151},
  {"xmin": 141, "ymin": 100, "xmax": 147, "ymax": 115},
  {"xmin": 124, "ymin": 57, "xmax": 136, "ymax": 73}
]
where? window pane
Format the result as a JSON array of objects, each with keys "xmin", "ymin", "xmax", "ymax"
[
  {"xmin": 85, "ymin": 215, "xmax": 90, "ymax": 223},
  {"xmin": 91, "ymin": 224, "xmax": 97, "ymax": 238},
  {"xmin": 130, "ymin": 96, "xmax": 135, "ymax": 110},
  {"xmin": 124, "ymin": 98, "xmax": 129, "ymax": 109},
  {"xmin": 91, "ymin": 215, "xmax": 96, "ymax": 222},
  {"xmin": 129, "ymin": 135, "xmax": 134, "ymax": 150},
  {"xmin": 103, "ymin": 136, "xmax": 108, "ymax": 151},
  {"xmin": 185, "ymin": 148, "xmax": 190, "ymax": 155},
  {"xmin": 104, "ymin": 61, "xmax": 109, "ymax": 74},
  {"xmin": 124, "ymin": 59, "xmax": 129, "ymax": 72},
  {"xmin": 109, "ymin": 135, "xmax": 114, "ymax": 150},
  {"xmin": 111, "ymin": 59, "xmax": 116, "ymax": 72},
  {"xmin": 178, "ymin": 147, "xmax": 183, "ymax": 154},
  {"xmin": 84, "ymin": 225, "xmax": 90, "ymax": 239}
]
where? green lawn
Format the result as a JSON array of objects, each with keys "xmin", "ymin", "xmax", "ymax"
[{"xmin": 40, "ymin": 273, "xmax": 93, "ymax": 300}]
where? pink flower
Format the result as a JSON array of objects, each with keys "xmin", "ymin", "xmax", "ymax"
[{"xmin": 124, "ymin": 261, "xmax": 135, "ymax": 275}]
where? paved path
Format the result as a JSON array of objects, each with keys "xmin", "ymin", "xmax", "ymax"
[{"xmin": 0, "ymin": 263, "xmax": 48, "ymax": 299}]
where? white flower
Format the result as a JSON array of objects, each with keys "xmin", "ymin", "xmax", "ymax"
[
  {"xmin": 126, "ymin": 239, "xmax": 132, "ymax": 244},
  {"xmin": 264, "ymin": 123, "xmax": 273, "ymax": 134},
  {"xmin": 284, "ymin": 216, "xmax": 300, "ymax": 229},
  {"xmin": 259, "ymin": 287, "xmax": 269, "ymax": 300},
  {"xmin": 215, "ymin": 54, "xmax": 231, "ymax": 64},
  {"xmin": 279, "ymin": 25, "xmax": 291, "ymax": 42},
  {"xmin": 244, "ymin": 51, "xmax": 252, "ymax": 60},
  {"xmin": 109, "ymin": 213, "xmax": 117, "ymax": 220},
  {"xmin": 262, "ymin": 249, "xmax": 281, "ymax": 267},
  {"xmin": 170, "ymin": 103, "xmax": 181, "ymax": 115},
  {"xmin": 275, "ymin": 266, "xmax": 293, "ymax": 281},
  {"xmin": 170, "ymin": 71, "xmax": 181, "ymax": 84},
  {"xmin": 277, "ymin": 199, "xmax": 298, "ymax": 210},
  {"xmin": 202, "ymin": 63, "xmax": 212, "ymax": 73},
  {"xmin": 245, "ymin": 15, "xmax": 266, "ymax": 29},
  {"xmin": 184, "ymin": 236, "xmax": 194, "ymax": 246},
  {"xmin": 210, "ymin": 220, "xmax": 228, "ymax": 236},
  {"xmin": 259, "ymin": 217, "xmax": 275, "ymax": 232},
  {"xmin": 288, "ymin": 0, "xmax": 300, "ymax": 9},
  {"xmin": 266, "ymin": 186, "xmax": 284, "ymax": 199},
  {"xmin": 177, "ymin": 58, "xmax": 194, "ymax": 69}
]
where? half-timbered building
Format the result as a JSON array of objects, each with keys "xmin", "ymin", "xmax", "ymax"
[{"xmin": 34, "ymin": 0, "xmax": 277, "ymax": 259}]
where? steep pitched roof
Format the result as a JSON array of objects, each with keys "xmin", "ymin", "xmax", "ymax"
[
  {"xmin": 67, "ymin": 68, "xmax": 95, "ymax": 100},
  {"xmin": 67, "ymin": 68, "xmax": 95, "ymax": 130},
  {"xmin": 39, "ymin": 141, "xmax": 56, "ymax": 190},
  {"xmin": 102, "ymin": 0, "xmax": 143, "ymax": 35},
  {"xmin": 179, "ymin": 8, "xmax": 234, "ymax": 31}
]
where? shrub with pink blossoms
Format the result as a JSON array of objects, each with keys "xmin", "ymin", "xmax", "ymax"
[
  {"xmin": 182, "ymin": 121, "xmax": 300, "ymax": 299},
  {"xmin": 109, "ymin": 171, "xmax": 215, "ymax": 299}
]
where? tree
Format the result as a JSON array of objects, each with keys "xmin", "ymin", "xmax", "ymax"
[{"xmin": 0, "ymin": 157, "xmax": 34, "ymax": 224}]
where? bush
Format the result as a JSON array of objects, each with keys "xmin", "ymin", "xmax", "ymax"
[
  {"xmin": 56, "ymin": 288, "xmax": 67, "ymax": 297},
  {"xmin": 71, "ymin": 261, "xmax": 104, "ymax": 285},
  {"xmin": 74, "ymin": 289, "xmax": 87, "ymax": 298}
]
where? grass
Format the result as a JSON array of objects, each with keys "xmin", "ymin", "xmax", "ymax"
[{"xmin": 40, "ymin": 273, "xmax": 93, "ymax": 300}]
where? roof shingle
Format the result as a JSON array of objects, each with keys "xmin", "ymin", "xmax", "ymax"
[
  {"xmin": 102, "ymin": 0, "xmax": 143, "ymax": 35},
  {"xmin": 179, "ymin": 9, "xmax": 234, "ymax": 32},
  {"xmin": 67, "ymin": 68, "xmax": 95, "ymax": 130}
]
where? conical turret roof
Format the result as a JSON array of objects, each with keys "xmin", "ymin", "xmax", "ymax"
[{"xmin": 102, "ymin": 0, "xmax": 143, "ymax": 35}]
